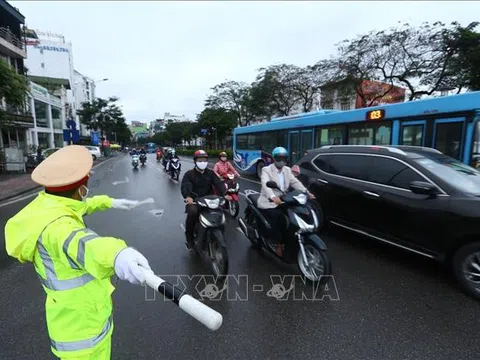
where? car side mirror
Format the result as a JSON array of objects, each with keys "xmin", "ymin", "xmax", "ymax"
[
  {"xmin": 266, "ymin": 181, "xmax": 279, "ymax": 189},
  {"xmin": 409, "ymin": 181, "xmax": 439, "ymax": 196}
]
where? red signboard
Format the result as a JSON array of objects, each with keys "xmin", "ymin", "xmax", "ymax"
[{"xmin": 355, "ymin": 80, "xmax": 406, "ymax": 109}]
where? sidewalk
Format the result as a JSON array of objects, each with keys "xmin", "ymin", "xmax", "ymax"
[{"xmin": 0, "ymin": 157, "xmax": 109, "ymax": 202}]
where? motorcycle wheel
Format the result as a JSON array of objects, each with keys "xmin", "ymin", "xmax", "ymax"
[
  {"xmin": 245, "ymin": 214, "xmax": 261, "ymax": 249},
  {"xmin": 208, "ymin": 232, "xmax": 229, "ymax": 279},
  {"xmin": 297, "ymin": 241, "xmax": 332, "ymax": 286},
  {"xmin": 229, "ymin": 200, "xmax": 240, "ymax": 218}
]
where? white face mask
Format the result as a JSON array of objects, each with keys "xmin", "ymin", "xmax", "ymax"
[
  {"xmin": 196, "ymin": 161, "xmax": 208, "ymax": 170},
  {"xmin": 79, "ymin": 185, "xmax": 90, "ymax": 202}
]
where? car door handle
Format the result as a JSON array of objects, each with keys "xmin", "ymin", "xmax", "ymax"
[
  {"xmin": 363, "ymin": 191, "xmax": 380, "ymax": 198},
  {"xmin": 317, "ymin": 178, "xmax": 328, "ymax": 184}
]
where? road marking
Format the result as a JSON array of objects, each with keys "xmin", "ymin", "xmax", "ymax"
[
  {"xmin": 0, "ymin": 157, "xmax": 119, "ymax": 208},
  {"xmin": 112, "ymin": 177, "xmax": 129, "ymax": 186},
  {"xmin": 180, "ymin": 223, "xmax": 186, "ymax": 232},
  {"xmin": 148, "ymin": 209, "xmax": 164, "ymax": 217}
]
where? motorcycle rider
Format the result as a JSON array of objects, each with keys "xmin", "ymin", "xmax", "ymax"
[
  {"xmin": 166, "ymin": 149, "xmax": 180, "ymax": 172},
  {"xmin": 213, "ymin": 151, "xmax": 240, "ymax": 179},
  {"xmin": 256, "ymin": 147, "xmax": 315, "ymax": 257},
  {"xmin": 180, "ymin": 150, "xmax": 232, "ymax": 250}
]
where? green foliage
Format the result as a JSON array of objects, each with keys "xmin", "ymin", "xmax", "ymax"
[
  {"xmin": 0, "ymin": 59, "xmax": 29, "ymax": 127},
  {"xmin": 76, "ymin": 97, "xmax": 131, "ymax": 145},
  {"xmin": 200, "ymin": 21, "xmax": 480, "ymax": 124},
  {"xmin": 197, "ymin": 107, "xmax": 236, "ymax": 147}
]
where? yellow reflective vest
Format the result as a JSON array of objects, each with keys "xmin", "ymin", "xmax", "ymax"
[{"xmin": 4, "ymin": 191, "xmax": 127, "ymax": 358}]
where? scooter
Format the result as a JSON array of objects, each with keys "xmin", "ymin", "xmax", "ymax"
[
  {"xmin": 132, "ymin": 155, "xmax": 139, "ymax": 170},
  {"xmin": 169, "ymin": 158, "xmax": 181, "ymax": 180},
  {"xmin": 221, "ymin": 173, "xmax": 240, "ymax": 218},
  {"xmin": 238, "ymin": 181, "xmax": 332, "ymax": 285},
  {"xmin": 140, "ymin": 154, "xmax": 147, "ymax": 166},
  {"xmin": 185, "ymin": 192, "xmax": 229, "ymax": 280}
]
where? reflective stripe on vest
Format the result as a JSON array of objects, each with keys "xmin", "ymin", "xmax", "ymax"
[
  {"xmin": 51, "ymin": 315, "xmax": 113, "ymax": 352},
  {"xmin": 36, "ymin": 238, "xmax": 95, "ymax": 291},
  {"xmin": 62, "ymin": 228, "xmax": 99, "ymax": 270}
]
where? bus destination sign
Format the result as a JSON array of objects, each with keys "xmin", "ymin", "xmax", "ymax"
[{"xmin": 366, "ymin": 109, "xmax": 385, "ymax": 121}]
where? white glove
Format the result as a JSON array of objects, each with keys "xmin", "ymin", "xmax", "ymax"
[
  {"xmin": 114, "ymin": 247, "xmax": 152, "ymax": 285},
  {"xmin": 112, "ymin": 198, "xmax": 139, "ymax": 210}
]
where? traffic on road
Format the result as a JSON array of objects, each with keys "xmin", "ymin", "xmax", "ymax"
[{"xmin": 0, "ymin": 148, "xmax": 479, "ymax": 360}]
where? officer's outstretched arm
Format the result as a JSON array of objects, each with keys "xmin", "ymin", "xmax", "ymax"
[
  {"xmin": 84, "ymin": 195, "xmax": 113, "ymax": 215},
  {"xmin": 54, "ymin": 219, "xmax": 127, "ymax": 279}
]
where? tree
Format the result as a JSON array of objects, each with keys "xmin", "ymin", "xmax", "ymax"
[
  {"xmin": 333, "ymin": 21, "xmax": 477, "ymax": 102},
  {"xmin": 197, "ymin": 107, "xmax": 236, "ymax": 148},
  {"xmin": 442, "ymin": 22, "xmax": 480, "ymax": 92},
  {"xmin": 77, "ymin": 97, "xmax": 126, "ymax": 138},
  {"xmin": 253, "ymin": 64, "xmax": 300, "ymax": 117},
  {"xmin": 205, "ymin": 81, "xmax": 250, "ymax": 126},
  {"xmin": 0, "ymin": 59, "xmax": 29, "ymax": 127}
]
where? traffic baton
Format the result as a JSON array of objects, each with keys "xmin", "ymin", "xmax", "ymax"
[{"xmin": 140, "ymin": 268, "xmax": 223, "ymax": 331}]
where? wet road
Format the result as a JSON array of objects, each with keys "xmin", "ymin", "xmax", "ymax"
[{"xmin": 0, "ymin": 153, "xmax": 479, "ymax": 360}]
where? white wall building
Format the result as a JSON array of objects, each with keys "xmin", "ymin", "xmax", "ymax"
[
  {"xmin": 28, "ymin": 81, "xmax": 66, "ymax": 149},
  {"xmin": 24, "ymin": 28, "xmax": 97, "ymax": 141},
  {"xmin": 73, "ymin": 70, "xmax": 96, "ymax": 136}
]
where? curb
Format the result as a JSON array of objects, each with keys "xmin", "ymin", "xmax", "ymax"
[{"xmin": 0, "ymin": 157, "xmax": 116, "ymax": 203}]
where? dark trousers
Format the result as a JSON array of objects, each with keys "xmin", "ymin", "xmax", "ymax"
[
  {"xmin": 260, "ymin": 207, "xmax": 287, "ymax": 244},
  {"xmin": 185, "ymin": 204, "xmax": 199, "ymax": 241}
]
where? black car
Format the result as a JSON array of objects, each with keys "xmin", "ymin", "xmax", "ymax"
[{"xmin": 296, "ymin": 145, "xmax": 480, "ymax": 300}]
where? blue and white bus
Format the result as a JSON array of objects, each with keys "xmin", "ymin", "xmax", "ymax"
[
  {"xmin": 145, "ymin": 142, "xmax": 157, "ymax": 153},
  {"xmin": 233, "ymin": 91, "xmax": 480, "ymax": 178}
]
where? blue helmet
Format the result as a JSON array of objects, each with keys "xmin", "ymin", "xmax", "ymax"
[{"xmin": 272, "ymin": 147, "xmax": 288, "ymax": 159}]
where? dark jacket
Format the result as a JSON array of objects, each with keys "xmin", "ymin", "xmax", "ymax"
[{"xmin": 181, "ymin": 168, "xmax": 226, "ymax": 199}]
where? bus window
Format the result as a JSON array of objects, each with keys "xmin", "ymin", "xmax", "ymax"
[
  {"xmin": 301, "ymin": 130, "xmax": 313, "ymax": 154},
  {"xmin": 262, "ymin": 131, "xmax": 278, "ymax": 153},
  {"xmin": 375, "ymin": 125, "xmax": 391, "ymax": 145},
  {"xmin": 471, "ymin": 119, "xmax": 480, "ymax": 168},
  {"xmin": 435, "ymin": 122, "xmax": 463, "ymax": 160},
  {"xmin": 315, "ymin": 126, "xmax": 344, "ymax": 147},
  {"xmin": 277, "ymin": 130, "xmax": 288, "ymax": 149},
  {"xmin": 348, "ymin": 126, "xmax": 374, "ymax": 145},
  {"xmin": 236, "ymin": 135, "xmax": 248, "ymax": 149},
  {"xmin": 247, "ymin": 133, "xmax": 263, "ymax": 150},
  {"xmin": 348, "ymin": 123, "xmax": 391, "ymax": 145},
  {"xmin": 402, "ymin": 125, "xmax": 424, "ymax": 146}
]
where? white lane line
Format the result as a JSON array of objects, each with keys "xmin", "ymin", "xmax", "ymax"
[
  {"xmin": 180, "ymin": 223, "xmax": 186, "ymax": 232},
  {"xmin": 0, "ymin": 157, "xmax": 119, "ymax": 208},
  {"xmin": 112, "ymin": 177, "xmax": 129, "ymax": 186}
]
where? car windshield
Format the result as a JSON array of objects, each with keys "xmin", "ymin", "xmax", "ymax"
[{"xmin": 414, "ymin": 155, "xmax": 480, "ymax": 195}]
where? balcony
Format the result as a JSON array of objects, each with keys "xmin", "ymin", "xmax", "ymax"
[
  {"xmin": 0, "ymin": 27, "xmax": 26, "ymax": 58},
  {"xmin": 0, "ymin": 103, "xmax": 33, "ymax": 128}
]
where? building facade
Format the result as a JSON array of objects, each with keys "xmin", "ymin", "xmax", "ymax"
[
  {"xmin": 28, "ymin": 81, "xmax": 65, "ymax": 149},
  {"xmin": 0, "ymin": 0, "xmax": 34, "ymax": 155},
  {"xmin": 73, "ymin": 70, "xmax": 95, "ymax": 136}
]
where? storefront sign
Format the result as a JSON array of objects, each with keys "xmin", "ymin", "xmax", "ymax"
[
  {"xmin": 31, "ymin": 83, "xmax": 48, "ymax": 97},
  {"xmin": 35, "ymin": 45, "xmax": 69, "ymax": 53}
]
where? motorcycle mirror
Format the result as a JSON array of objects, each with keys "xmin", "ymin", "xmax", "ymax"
[{"xmin": 266, "ymin": 181, "xmax": 279, "ymax": 189}]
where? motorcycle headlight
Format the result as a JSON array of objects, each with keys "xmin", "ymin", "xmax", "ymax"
[
  {"xmin": 293, "ymin": 194, "xmax": 307, "ymax": 205},
  {"xmin": 204, "ymin": 198, "xmax": 220, "ymax": 209}
]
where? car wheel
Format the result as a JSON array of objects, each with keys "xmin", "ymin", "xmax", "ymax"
[
  {"xmin": 452, "ymin": 241, "xmax": 480, "ymax": 300},
  {"xmin": 92, "ymin": 155, "xmax": 97, "ymax": 161}
]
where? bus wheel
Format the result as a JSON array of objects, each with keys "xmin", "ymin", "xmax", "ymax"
[{"xmin": 256, "ymin": 161, "xmax": 265, "ymax": 179}]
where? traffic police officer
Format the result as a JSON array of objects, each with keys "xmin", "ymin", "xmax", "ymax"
[{"xmin": 5, "ymin": 145, "xmax": 152, "ymax": 359}]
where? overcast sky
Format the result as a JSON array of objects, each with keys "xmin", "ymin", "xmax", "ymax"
[{"xmin": 11, "ymin": 1, "xmax": 480, "ymax": 124}]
